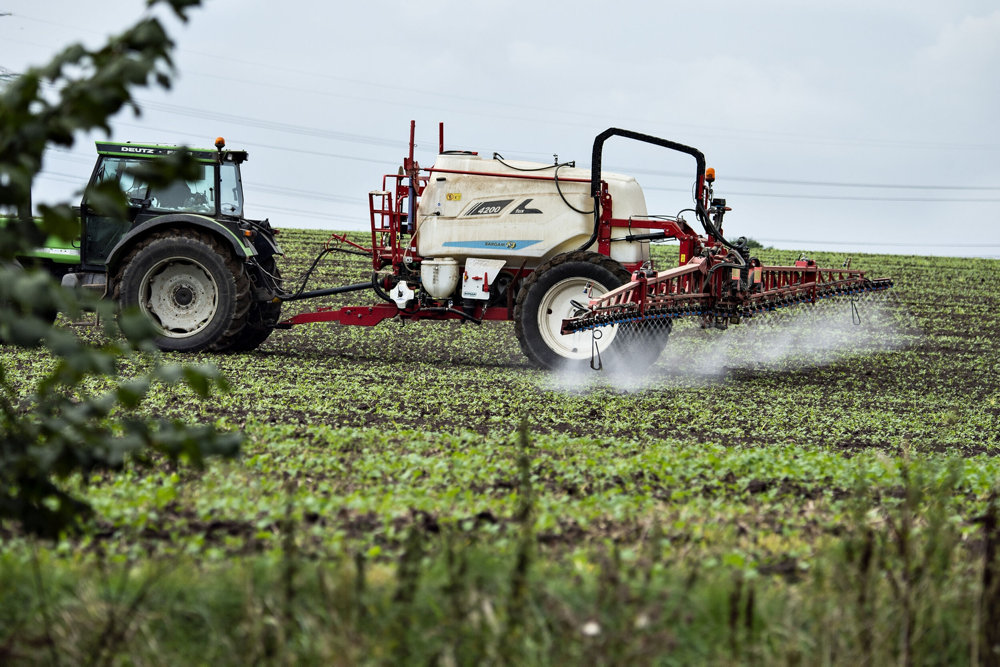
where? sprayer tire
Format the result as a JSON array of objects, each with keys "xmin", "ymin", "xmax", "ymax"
[
  {"xmin": 115, "ymin": 230, "xmax": 250, "ymax": 353},
  {"xmin": 514, "ymin": 251, "xmax": 670, "ymax": 371}
]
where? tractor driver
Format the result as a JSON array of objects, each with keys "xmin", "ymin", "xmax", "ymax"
[{"xmin": 152, "ymin": 180, "xmax": 195, "ymax": 210}]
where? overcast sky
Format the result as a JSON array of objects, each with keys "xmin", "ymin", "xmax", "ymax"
[{"xmin": 2, "ymin": 0, "xmax": 998, "ymax": 258}]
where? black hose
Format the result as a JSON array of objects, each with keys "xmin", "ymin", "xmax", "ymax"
[
  {"xmin": 284, "ymin": 244, "xmax": 377, "ymax": 300},
  {"xmin": 329, "ymin": 247, "xmax": 372, "ymax": 258},
  {"xmin": 697, "ymin": 202, "xmax": 749, "ymax": 268},
  {"xmin": 493, "ymin": 154, "xmax": 561, "ymax": 172},
  {"xmin": 419, "ymin": 306, "xmax": 482, "ymax": 324},
  {"xmin": 495, "ymin": 153, "xmax": 592, "ymax": 215},
  {"xmin": 706, "ymin": 261, "xmax": 743, "ymax": 281},
  {"xmin": 288, "ymin": 247, "xmax": 332, "ymax": 298},
  {"xmin": 580, "ymin": 128, "xmax": 708, "ymax": 253},
  {"xmin": 371, "ymin": 272, "xmax": 395, "ymax": 303},
  {"xmin": 554, "ymin": 163, "xmax": 594, "ymax": 215},
  {"xmin": 281, "ymin": 281, "xmax": 374, "ymax": 302}
]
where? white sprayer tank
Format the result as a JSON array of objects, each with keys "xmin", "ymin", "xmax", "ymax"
[{"xmin": 416, "ymin": 154, "xmax": 650, "ymax": 266}]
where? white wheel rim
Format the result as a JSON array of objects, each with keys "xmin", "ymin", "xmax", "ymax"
[
  {"xmin": 537, "ymin": 277, "xmax": 616, "ymax": 360},
  {"xmin": 139, "ymin": 258, "xmax": 219, "ymax": 338}
]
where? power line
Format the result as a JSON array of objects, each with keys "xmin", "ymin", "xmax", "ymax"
[
  {"xmin": 624, "ymin": 165, "xmax": 1000, "ymax": 191},
  {"xmin": 756, "ymin": 238, "xmax": 1000, "ymax": 249},
  {"xmin": 26, "ymin": 175, "xmax": 1000, "ymax": 248},
  {"xmin": 36, "ymin": 105, "xmax": 1000, "ymax": 206},
  {"xmin": 118, "ymin": 105, "xmax": 1000, "ymax": 197},
  {"xmin": 136, "ymin": 100, "xmax": 404, "ymax": 148},
  {"xmin": 9, "ymin": 11, "xmax": 1000, "ymax": 155},
  {"xmin": 644, "ymin": 185, "xmax": 1000, "ymax": 203},
  {"xmin": 244, "ymin": 181, "xmax": 363, "ymax": 206},
  {"xmin": 48, "ymin": 137, "xmax": 1000, "ymax": 199},
  {"xmin": 715, "ymin": 174, "xmax": 1000, "ymax": 191},
  {"xmin": 13, "ymin": 27, "xmax": 999, "ymax": 194},
  {"xmin": 152, "ymin": 55, "xmax": 1000, "ymax": 153},
  {"xmin": 40, "ymin": 146, "xmax": 1000, "ymax": 207},
  {"xmin": 126, "ymin": 100, "xmax": 1000, "ymax": 194},
  {"xmin": 716, "ymin": 190, "xmax": 1000, "ymax": 203},
  {"xmin": 44, "ymin": 122, "xmax": 400, "ymax": 168}
]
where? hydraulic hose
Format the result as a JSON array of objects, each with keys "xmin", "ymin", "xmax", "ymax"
[
  {"xmin": 698, "ymin": 202, "xmax": 749, "ymax": 268},
  {"xmin": 581, "ymin": 128, "xmax": 708, "ymax": 253},
  {"xmin": 581, "ymin": 128, "xmax": 748, "ymax": 267},
  {"xmin": 371, "ymin": 271, "xmax": 395, "ymax": 303},
  {"xmin": 494, "ymin": 154, "xmax": 593, "ymax": 215}
]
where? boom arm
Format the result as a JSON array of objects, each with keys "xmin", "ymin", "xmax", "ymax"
[{"xmin": 563, "ymin": 130, "xmax": 893, "ymax": 335}]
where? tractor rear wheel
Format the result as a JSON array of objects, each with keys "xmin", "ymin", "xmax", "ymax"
[
  {"xmin": 115, "ymin": 231, "xmax": 250, "ymax": 352},
  {"xmin": 514, "ymin": 251, "xmax": 671, "ymax": 371},
  {"xmin": 218, "ymin": 260, "xmax": 282, "ymax": 352}
]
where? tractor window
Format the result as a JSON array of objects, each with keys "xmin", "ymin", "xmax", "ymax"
[
  {"xmin": 91, "ymin": 157, "xmax": 148, "ymax": 202},
  {"xmin": 92, "ymin": 158, "xmax": 129, "ymax": 195},
  {"xmin": 118, "ymin": 168, "xmax": 149, "ymax": 203},
  {"xmin": 219, "ymin": 163, "xmax": 243, "ymax": 217},
  {"xmin": 83, "ymin": 157, "xmax": 140, "ymax": 265},
  {"xmin": 148, "ymin": 163, "xmax": 215, "ymax": 214},
  {"xmin": 89, "ymin": 158, "xmax": 217, "ymax": 214}
]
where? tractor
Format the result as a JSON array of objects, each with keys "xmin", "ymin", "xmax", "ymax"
[{"xmin": 8, "ymin": 139, "xmax": 284, "ymax": 352}]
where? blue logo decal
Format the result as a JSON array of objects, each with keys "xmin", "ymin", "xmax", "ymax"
[{"xmin": 442, "ymin": 240, "xmax": 542, "ymax": 251}]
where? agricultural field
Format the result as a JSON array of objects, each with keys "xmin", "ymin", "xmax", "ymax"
[{"xmin": 2, "ymin": 228, "xmax": 1000, "ymax": 663}]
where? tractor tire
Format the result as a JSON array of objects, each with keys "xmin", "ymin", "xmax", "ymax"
[
  {"xmin": 115, "ymin": 230, "xmax": 250, "ymax": 353},
  {"xmin": 217, "ymin": 260, "xmax": 282, "ymax": 353},
  {"xmin": 514, "ymin": 251, "xmax": 671, "ymax": 371}
]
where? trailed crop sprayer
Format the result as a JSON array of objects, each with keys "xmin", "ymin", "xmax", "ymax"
[
  {"xmin": 10, "ymin": 122, "xmax": 892, "ymax": 370},
  {"xmin": 277, "ymin": 122, "xmax": 893, "ymax": 370}
]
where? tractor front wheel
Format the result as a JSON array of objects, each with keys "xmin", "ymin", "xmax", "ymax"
[{"xmin": 116, "ymin": 231, "xmax": 250, "ymax": 352}]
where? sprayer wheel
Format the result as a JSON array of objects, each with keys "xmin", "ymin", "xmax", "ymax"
[{"xmin": 514, "ymin": 251, "xmax": 670, "ymax": 371}]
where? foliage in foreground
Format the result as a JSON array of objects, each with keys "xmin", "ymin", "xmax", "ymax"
[
  {"xmin": 0, "ymin": 0, "xmax": 239, "ymax": 538},
  {"xmin": 2, "ymin": 433, "xmax": 999, "ymax": 665}
]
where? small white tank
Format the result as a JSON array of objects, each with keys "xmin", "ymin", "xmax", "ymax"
[
  {"xmin": 420, "ymin": 257, "xmax": 458, "ymax": 299},
  {"xmin": 420, "ymin": 257, "xmax": 460, "ymax": 298},
  {"xmin": 416, "ymin": 154, "xmax": 650, "ymax": 267}
]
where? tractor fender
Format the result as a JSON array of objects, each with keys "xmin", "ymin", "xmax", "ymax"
[
  {"xmin": 105, "ymin": 214, "xmax": 255, "ymax": 279},
  {"xmin": 251, "ymin": 226, "xmax": 283, "ymax": 258}
]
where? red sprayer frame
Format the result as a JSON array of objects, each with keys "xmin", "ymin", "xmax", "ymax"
[{"xmin": 281, "ymin": 122, "xmax": 515, "ymax": 327}]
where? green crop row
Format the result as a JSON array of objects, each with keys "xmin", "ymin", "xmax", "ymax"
[
  {"xmin": 2, "ymin": 229, "xmax": 999, "ymax": 663},
  {"xmin": 2, "ymin": 430, "xmax": 998, "ymax": 664}
]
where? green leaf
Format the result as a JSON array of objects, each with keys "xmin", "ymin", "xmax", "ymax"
[
  {"xmin": 116, "ymin": 378, "xmax": 151, "ymax": 408},
  {"xmin": 84, "ymin": 179, "xmax": 128, "ymax": 218},
  {"xmin": 117, "ymin": 307, "xmax": 159, "ymax": 342}
]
